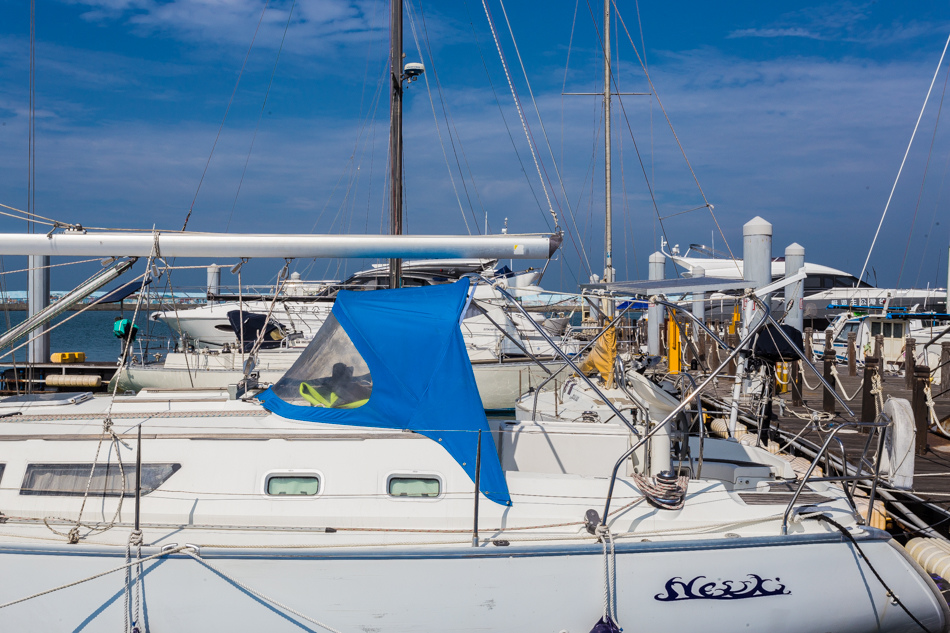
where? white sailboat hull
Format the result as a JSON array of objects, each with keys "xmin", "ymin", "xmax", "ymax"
[
  {"xmin": 0, "ymin": 532, "xmax": 944, "ymax": 632},
  {"xmin": 117, "ymin": 358, "xmax": 558, "ymax": 410}
]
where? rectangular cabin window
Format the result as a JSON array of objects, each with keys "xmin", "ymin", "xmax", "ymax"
[
  {"xmin": 883, "ymin": 323, "xmax": 893, "ymax": 338},
  {"xmin": 266, "ymin": 475, "xmax": 320, "ymax": 496},
  {"xmin": 871, "ymin": 322, "xmax": 882, "ymax": 337},
  {"xmin": 388, "ymin": 476, "xmax": 441, "ymax": 498},
  {"xmin": 21, "ymin": 463, "xmax": 180, "ymax": 497},
  {"xmin": 893, "ymin": 323, "xmax": 904, "ymax": 338}
]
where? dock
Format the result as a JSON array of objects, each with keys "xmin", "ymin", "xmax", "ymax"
[{"xmin": 735, "ymin": 367, "xmax": 950, "ymax": 537}]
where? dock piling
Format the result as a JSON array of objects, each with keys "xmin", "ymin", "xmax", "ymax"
[
  {"xmin": 905, "ymin": 337, "xmax": 917, "ymax": 390},
  {"xmin": 912, "ymin": 365, "xmax": 931, "ymax": 455},
  {"xmin": 847, "ymin": 332, "xmax": 857, "ymax": 377},
  {"xmin": 942, "ymin": 342, "xmax": 950, "ymax": 392},
  {"xmin": 823, "ymin": 331, "xmax": 836, "ymax": 414}
]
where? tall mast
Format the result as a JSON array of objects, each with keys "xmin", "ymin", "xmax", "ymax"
[
  {"xmin": 603, "ymin": 0, "xmax": 613, "ymax": 288},
  {"xmin": 388, "ymin": 0, "xmax": 403, "ymax": 290}
]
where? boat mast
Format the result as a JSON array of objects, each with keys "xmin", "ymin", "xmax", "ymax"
[
  {"xmin": 601, "ymin": 0, "xmax": 615, "ymax": 320},
  {"xmin": 603, "ymin": 0, "xmax": 613, "ymax": 289},
  {"xmin": 27, "ymin": 0, "xmax": 50, "ymax": 367},
  {"xmin": 388, "ymin": 0, "xmax": 404, "ymax": 290}
]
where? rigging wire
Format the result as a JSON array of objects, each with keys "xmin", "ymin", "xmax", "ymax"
[
  {"xmin": 482, "ymin": 0, "xmax": 594, "ymax": 279},
  {"xmin": 462, "ymin": 1, "xmax": 548, "ymax": 232},
  {"xmin": 419, "ymin": 1, "xmax": 494, "ymax": 234},
  {"xmin": 404, "ymin": 1, "xmax": 474, "ymax": 233},
  {"xmin": 180, "ymin": 0, "xmax": 271, "ymax": 232},
  {"xmin": 497, "ymin": 0, "xmax": 582, "ymax": 235},
  {"xmin": 480, "ymin": 1, "xmax": 559, "ymax": 229},
  {"xmin": 913, "ymin": 148, "xmax": 950, "ymax": 289},
  {"xmin": 609, "ymin": 1, "xmax": 738, "ymax": 276},
  {"xmin": 225, "ymin": 0, "xmax": 297, "ymax": 233},
  {"xmin": 898, "ymin": 58, "xmax": 950, "ymax": 288},
  {"xmin": 614, "ymin": 16, "xmax": 639, "ymax": 280},
  {"xmin": 584, "ymin": 0, "xmax": 679, "ymax": 275},
  {"xmin": 855, "ymin": 30, "xmax": 950, "ymax": 294}
]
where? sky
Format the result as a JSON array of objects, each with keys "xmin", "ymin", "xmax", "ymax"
[{"xmin": 0, "ymin": 0, "xmax": 949, "ymax": 295}]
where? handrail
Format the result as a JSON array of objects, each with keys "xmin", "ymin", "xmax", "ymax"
[
  {"xmin": 743, "ymin": 294, "xmax": 857, "ymax": 417},
  {"xmin": 780, "ymin": 416, "xmax": 888, "ymax": 534},
  {"xmin": 600, "ymin": 292, "xmax": 774, "ymax": 523},
  {"xmin": 654, "ymin": 299, "xmax": 732, "ymax": 353},
  {"xmin": 466, "ymin": 274, "xmax": 640, "ymax": 437},
  {"xmin": 468, "ymin": 302, "xmax": 552, "ymax": 374},
  {"xmin": 529, "ymin": 315, "xmax": 636, "ymax": 421}
]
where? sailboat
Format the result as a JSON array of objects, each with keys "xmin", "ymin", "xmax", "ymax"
[
  {"xmin": 0, "ymin": 3, "xmax": 945, "ymax": 631},
  {"xmin": 114, "ymin": 257, "xmax": 576, "ymax": 410}
]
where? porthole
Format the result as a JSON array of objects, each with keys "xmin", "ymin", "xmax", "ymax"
[
  {"xmin": 387, "ymin": 475, "xmax": 441, "ymax": 498},
  {"xmin": 264, "ymin": 472, "xmax": 321, "ymax": 496}
]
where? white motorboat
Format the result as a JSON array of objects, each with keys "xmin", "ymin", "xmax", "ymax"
[
  {"xmin": 826, "ymin": 308, "xmax": 950, "ymax": 378},
  {"xmin": 0, "ymin": 279, "xmax": 944, "ymax": 633},
  {"xmin": 666, "ymin": 244, "xmax": 947, "ymax": 323},
  {"xmin": 129, "ymin": 261, "xmax": 578, "ymax": 409}
]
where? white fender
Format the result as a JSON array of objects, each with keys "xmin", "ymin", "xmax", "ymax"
[{"xmin": 882, "ymin": 398, "xmax": 916, "ymax": 490}]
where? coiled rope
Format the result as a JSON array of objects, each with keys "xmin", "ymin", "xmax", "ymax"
[{"xmin": 632, "ymin": 472, "xmax": 689, "ymax": 511}]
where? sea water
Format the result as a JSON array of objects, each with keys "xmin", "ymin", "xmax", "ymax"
[{"xmin": 0, "ymin": 309, "xmax": 176, "ymax": 363}]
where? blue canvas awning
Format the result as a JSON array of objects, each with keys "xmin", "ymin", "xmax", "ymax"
[
  {"xmin": 98, "ymin": 275, "xmax": 152, "ymax": 303},
  {"xmin": 258, "ymin": 279, "xmax": 511, "ymax": 506}
]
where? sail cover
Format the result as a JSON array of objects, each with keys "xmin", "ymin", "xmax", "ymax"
[{"xmin": 258, "ymin": 278, "xmax": 511, "ymax": 505}]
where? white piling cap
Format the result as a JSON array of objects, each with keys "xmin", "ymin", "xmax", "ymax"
[
  {"xmin": 649, "ymin": 251, "xmax": 665, "ymax": 263},
  {"xmin": 743, "ymin": 216, "xmax": 772, "ymax": 236},
  {"xmin": 785, "ymin": 242, "xmax": 805, "ymax": 257}
]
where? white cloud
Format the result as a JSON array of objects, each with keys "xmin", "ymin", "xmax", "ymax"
[
  {"xmin": 727, "ymin": 1, "xmax": 946, "ymax": 47},
  {"xmin": 61, "ymin": 0, "xmax": 391, "ymax": 53}
]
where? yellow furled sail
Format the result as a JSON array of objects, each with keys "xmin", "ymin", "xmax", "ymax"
[{"xmin": 578, "ymin": 318, "xmax": 617, "ymax": 386}]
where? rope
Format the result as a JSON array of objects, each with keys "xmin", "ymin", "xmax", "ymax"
[
  {"xmin": 872, "ymin": 371, "xmax": 886, "ymax": 416},
  {"xmin": 183, "ymin": 550, "xmax": 343, "ymax": 633},
  {"xmin": 0, "ymin": 546, "xmax": 186, "ymax": 611},
  {"xmin": 44, "ymin": 238, "xmax": 158, "ymax": 543},
  {"xmin": 42, "ymin": 420, "xmax": 128, "ymax": 544},
  {"xmin": 632, "ymin": 472, "xmax": 689, "ymax": 511},
  {"xmin": 480, "ymin": 0, "xmax": 560, "ymax": 231},
  {"xmin": 595, "ymin": 524, "xmax": 619, "ymax": 628},
  {"xmin": 124, "ymin": 530, "xmax": 144, "ymax": 633},
  {"xmin": 925, "ymin": 384, "xmax": 950, "ymax": 438},
  {"xmin": 799, "ymin": 360, "xmax": 823, "ymax": 391},
  {"xmin": 830, "ymin": 364, "xmax": 864, "ymax": 401}
]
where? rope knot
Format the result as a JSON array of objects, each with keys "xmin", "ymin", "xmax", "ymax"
[
  {"xmin": 66, "ymin": 527, "xmax": 80, "ymax": 545},
  {"xmin": 129, "ymin": 529, "xmax": 143, "ymax": 546}
]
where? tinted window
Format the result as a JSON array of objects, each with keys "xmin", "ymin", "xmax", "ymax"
[
  {"xmin": 388, "ymin": 476, "xmax": 440, "ymax": 498},
  {"xmin": 266, "ymin": 475, "xmax": 320, "ymax": 496},
  {"xmin": 21, "ymin": 463, "xmax": 180, "ymax": 497}
]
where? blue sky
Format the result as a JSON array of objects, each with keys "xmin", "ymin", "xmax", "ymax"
[{"xmin": 0, "ymin": 0, "xmax": 949, "ymax": 294}]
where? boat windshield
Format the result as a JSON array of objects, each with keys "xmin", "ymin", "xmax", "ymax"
[{"xmin": 270, "ymin": 314, "xmax": 372, "ymax": 409}]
